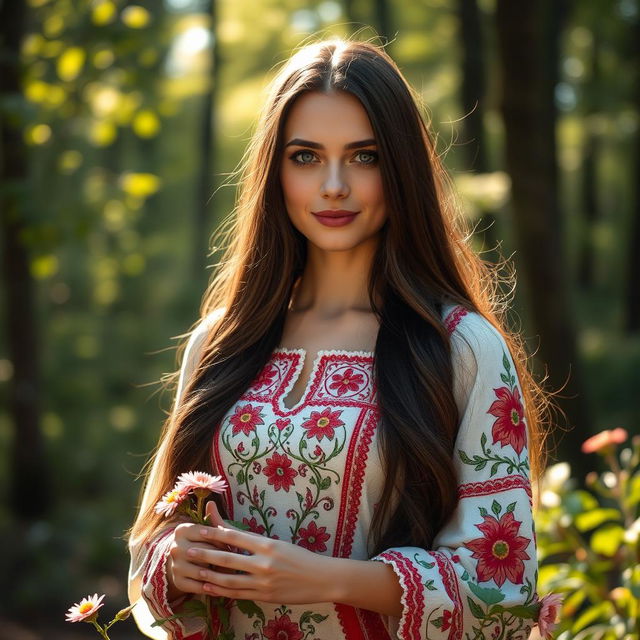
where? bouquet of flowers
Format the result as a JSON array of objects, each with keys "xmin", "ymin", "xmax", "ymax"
[{"xmin": 65, "ymin": 470, "xmax": 229, "ymax": 639}]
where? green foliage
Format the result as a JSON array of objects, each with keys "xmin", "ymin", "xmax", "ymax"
[{"xmin": 536, "ymin": 433, "xmax": 640, "ymax": 639}]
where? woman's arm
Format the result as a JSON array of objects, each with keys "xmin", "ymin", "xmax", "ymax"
[{"xmin": 186, "ymin": 523, "xmax": 404, "ymax": 617}]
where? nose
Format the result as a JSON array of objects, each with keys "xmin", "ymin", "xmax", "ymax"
[{"xmin": 320, "ymin": 162, "xmax": 349, "ymax": 199}]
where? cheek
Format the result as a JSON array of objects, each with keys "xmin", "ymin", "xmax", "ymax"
[{"xmin": 281, "ymin": 167, "xmax": 312, "ymax": 205}]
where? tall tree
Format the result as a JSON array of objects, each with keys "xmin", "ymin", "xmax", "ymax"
[
  {"xmin": 195, "ymin": 0, "xmax": 220, "ymax": 282},
  {"xmin": 626, "ymin": 13, "xmax": 640, "ymax": 332},
  {"xmin": 577, "ymin": 28, "xmax": 602, "ymax": 290},
  {"xmin": 495, "ymin": 0, "xmax": 591, "ymax": 479},
  {"xmin": 0, "ymin": 0, "xmax": 52, "ymax": 519},
  {"xmin": 458, "ymin": 0, "xmax": 488, "ymax": 174}
]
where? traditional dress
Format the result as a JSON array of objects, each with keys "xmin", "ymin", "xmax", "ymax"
[{"xmin": 128, "ymin": 304, "xmax": 539, "ymax": 640}]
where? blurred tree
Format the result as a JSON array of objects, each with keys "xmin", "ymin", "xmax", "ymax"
[
  {"xmin": 0, "ymin": 0, "xmax": 52, "ymax": 521},
  {"xmin": 195, "ymin": 0, "xmax": 219, "ymax": 281},
  {"xmin": 495, "ymin": 0, "xmax": 591, "ymax": 480},
  {"xmin": 626, "ymin": 12, "xmax": 640, "ymax": 333},
  {"xmin": 577, "ymin": 22, "xmax": 601, "ymax": 290}
]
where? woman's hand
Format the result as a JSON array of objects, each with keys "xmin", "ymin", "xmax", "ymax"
[
  {"xmin": 189, "ymin": 522, "xmax": 337, "ymax": 604},
  {"xmin": 166, "ymin": 500, "xmax": 236, "ymax": 598}
]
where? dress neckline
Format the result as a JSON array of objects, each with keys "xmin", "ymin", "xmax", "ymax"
[{"xmin": 272, "ymin": 347, "xmax": 374, "ymax": 413}]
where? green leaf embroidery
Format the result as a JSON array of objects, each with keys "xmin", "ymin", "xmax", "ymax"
[
  {"xmin": 491, "ymin": 500, "xmax": 502, "ymax": 517},
  {"xmin": 468, "ymin": 582, "xmax": 506, "ymax": 605},
  {"xmin": 467, "ymin": 596, "xmax": 485, "ymax": 619},
  {"xmin": 236, "ymin": 599, "xmax": 265, "ymax": 622}
]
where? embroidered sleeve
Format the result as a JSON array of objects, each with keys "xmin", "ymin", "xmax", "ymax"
[
  {"xmin": 128, "ymin": 310, "xmax": 224, "ymax": 639},
  {"xmin": 372, "ymin": 311, "xmax": 539, "ymax": 640}
]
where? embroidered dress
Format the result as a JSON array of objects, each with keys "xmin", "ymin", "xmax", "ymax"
[{"xmin": 128, "ymin": 304, "xmax": 539, "ymax": 640}]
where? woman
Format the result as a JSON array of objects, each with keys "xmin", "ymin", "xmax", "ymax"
[{"xmin": 127, "ymin": 36, "xmax": 551, "ymax": 640}]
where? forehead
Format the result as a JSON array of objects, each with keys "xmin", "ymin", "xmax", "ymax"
[{"xmin": 283, "ymin": 91, "xmax": 374, "ymax": 140}]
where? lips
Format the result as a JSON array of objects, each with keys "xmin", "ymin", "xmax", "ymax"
[
  {"xmin": 313, "ymin": 209, "xmax": 359, "ymax": 218},
  {"xmin": 311, "ymin": 209, "xmax": 360, "ymax": 227}
]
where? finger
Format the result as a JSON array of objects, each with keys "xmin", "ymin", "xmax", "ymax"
[
  {"xmin": 198, "ymin": 569, "xmax": 256, "ymax": 590},
  {"xmin": 202, "ymin": 526, "xmax": 270, "ymax": 554},
  {"xmin": 186, "ymin": 546, "xmax": 259, "ymax": 573},
  {"xmin": 204, "ymin": 500, "xmax": 226, "ymax": 528},
  {"xmin": 202, "ymin": 584, "xmax": 263, "ymax": 601},
  {"xmin": 173, "ymin": 576, "xmax": 212, "ymax": 596}
]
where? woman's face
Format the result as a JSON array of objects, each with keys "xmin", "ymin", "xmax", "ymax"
[{"xmin": 280, "ymin": 90, "xmax": 387, "ymax": 252}]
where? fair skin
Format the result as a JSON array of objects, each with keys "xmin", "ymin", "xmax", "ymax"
[{"xmin": 167, "ymin": 90, "xmax": 403, "ymax": 617}]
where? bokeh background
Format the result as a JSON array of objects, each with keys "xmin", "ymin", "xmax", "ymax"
[{"xmin": 1, "ymin": 0, "xmax": 639, "ymax": 638}]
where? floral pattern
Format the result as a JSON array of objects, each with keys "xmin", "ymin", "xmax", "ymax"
[
  {"xmin": 134, "ymin": 306, "xmax": 544, "ymax": 640},
  {"xmin": 465, "ymin": 502, "xmax": 531, "ymax": 587},
  {"xmin": 230, "ymin": 403, "xmax": 265, "ymax": 437},
  {"xmin": 301, "ymin": 407, "xmax": 344, "ymax": 441},
  {"xmin": 263, "ymin": 452, "xmax": 298, "ymax": 492}
]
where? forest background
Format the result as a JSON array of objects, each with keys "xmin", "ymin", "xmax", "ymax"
[{"xmin": 1, "ymin": 0, "xmax": 639, "ymax": 637}]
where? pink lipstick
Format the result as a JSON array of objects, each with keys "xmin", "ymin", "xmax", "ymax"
[{"xmin": 312, "ymin": 209, "xmax": 360, "ymax": 227}]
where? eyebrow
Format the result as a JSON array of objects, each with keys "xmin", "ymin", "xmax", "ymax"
[{"xmin": 284, "ymin": 138, "xmax": 377, "ymax": 150}]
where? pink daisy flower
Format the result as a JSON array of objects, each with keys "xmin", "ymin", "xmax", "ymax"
[
  {"xmin": 65, "ymin": 593, "xmax": 105, "ymax": 623},
  {"xmin": 175, "ymin": 471, "xmax": 227, "ymax": 494},
  {"xmin": 537, "ymin": 592, "xmax": 563, "ymax": 638},
  {"xmin": 154, "ymin": 486, "xmax": 189, "ymax": 517}
]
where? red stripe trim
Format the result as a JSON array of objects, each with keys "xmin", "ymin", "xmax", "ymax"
[
  {"xmin": 458, "ymin": 474, "xmax": 532, "ymax": 502},
  {"xmin": 211, "ymin": 430, "xmax": 233, "ymax": 519},
  {"xmin": 431, "ymin": 552, "xmax": 463, "ymax": 640},
  {"xmin": 376, "ymin": 551, "xmax": 424, "ymax": 640},
  {"xmin": 335, "ymin": 603, "xmax": 367, "ymax": 640},
  {"xmin": 444, "ymin": 305, "xmax": 468, "ymax": 335}
]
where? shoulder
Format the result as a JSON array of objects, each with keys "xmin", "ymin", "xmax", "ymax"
[
  {"xmin": 443, "ymin": 304, "xmax": 515, "ymax": 414},
  {"xmin": 443, "ymin": 304, "xmax": 510, "ymax": 366},
  {"xmin": 182, "ymin": 307, "xmax": 226, "ymax": 366}
]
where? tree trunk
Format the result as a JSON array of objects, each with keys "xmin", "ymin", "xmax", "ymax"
[
  {"xmin": 194, "ymin": 0, "xmax": 219, "ymax": 283},
  {"xmin": 373, "ymin": 0, "xmax": 393, "ymax": 47},
  {"xmin": 626, "ymin": 15, "xmax": 640, "ymax": 332},
  {"xmin": 0, "ymin": 0, "xmax": 52, "ymax": 520},
  {"xmin": 495, "ymin": 0, "xmax": 591, "ymax": 480},
  {"xmin": 577, "ymin": 23, "xmax": 601, "ymax": 289},
  {"xmin": 458, "ymin": 0, "xmax": 488, "ymax": 173}
]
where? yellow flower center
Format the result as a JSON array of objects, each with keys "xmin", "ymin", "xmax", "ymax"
[
  {"xmin": 241, "ymin": 413, "xmax": 251, "ymax": 422},
  {"xmin": 492, "ymin": 540, "xmax": 509, "ymax": 559},
  {"xmin": 79, "ymin": 603, "xmax": 94, "ymax": 613},
  {"xmin": 167, "ymin": 490, "xmax": 180, "ymax": 503},
  {"xmin": 341, "ymin": 377, "xmax": 350, "ymax": 385},
  {"xmin": 317, "ymin": 417, "xmax": 330, "ymax": 428}
]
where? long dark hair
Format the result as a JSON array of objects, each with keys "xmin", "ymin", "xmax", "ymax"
[{"xmin": 128, "ymin": 36, "xmax": 549, "ymax": 556}]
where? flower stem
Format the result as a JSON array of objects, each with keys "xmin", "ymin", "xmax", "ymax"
[{"xmin": 90, "ymin": 620, "xmax": 110, "ymax": 640}]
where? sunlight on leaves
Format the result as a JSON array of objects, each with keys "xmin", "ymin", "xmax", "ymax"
[
  {"xmin": 30, "ymin": 254, "xmax": 59, "ymax": 279},
  {"xmin": 120, "ymin": 172, "xmax": 161, "ymax": 199},
  {"xmin": 92, "ymin": 0, "xmax": 117, "ymax": 26},
  {"xmin": 57, "ymin": 47, "xmax": 86, "ymax": 82},
  {"xmin": 121, "ymin": 5, "xmax": 151, "ymax": 29},
  {"xmin": 132, "ymin": 110, "xmax": 161, "ymax": 137}
]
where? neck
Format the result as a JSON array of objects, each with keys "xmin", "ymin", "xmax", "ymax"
[{"xmin": 290, "ymin": 236, "xmax": 380, "ymax": 318}]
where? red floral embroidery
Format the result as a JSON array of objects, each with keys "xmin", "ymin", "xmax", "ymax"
[
  {"xmin": 263, "ymin": 452, "xmax": 298, "ymax": 492},
  {"xmin": 441, "ymin": 609, "xmax": 453, "ymax": 631},
  {"xmin": 242, "ymin": 516, "xmax": 266, "ymax": 535},
  {"xmin": 328, "ymin": 367, "xmax": 365, "ymax": 395},
  {"xmin": 230, "ymin": 403, "xmax": 264, "ymax": 437},
  {"xmin": 465, "ymin": 511, "xmax": 531, "ymax": 586},
  {"xmin": 262, "ymin": 614, "xmax": 304, "ymax": 640},
  {"xmin": 296, "ymin": 520, "xmax": 331, "ymax": 552},
  {"xmin": 488, "ymin": 386, "xmax": 527, "ymax": 455},
  {"xmin": 301, "ymin": 407, "xmax": 344, "ymax": 441},
  {"xmin": 254, "ymin": 364, "xmax": 278, "ymax": 389},
  {"xmin": 276, "ymin": 418, "xmax": 291, "ymax": 431}
]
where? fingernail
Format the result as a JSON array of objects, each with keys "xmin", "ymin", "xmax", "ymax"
[
  {"xmin": 201, "ymin": 528, "xmax": 208, "ymax": 536},
  {"xmin": 187, "ymin": 548, "xmax": 197, "ymax": 557}
]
